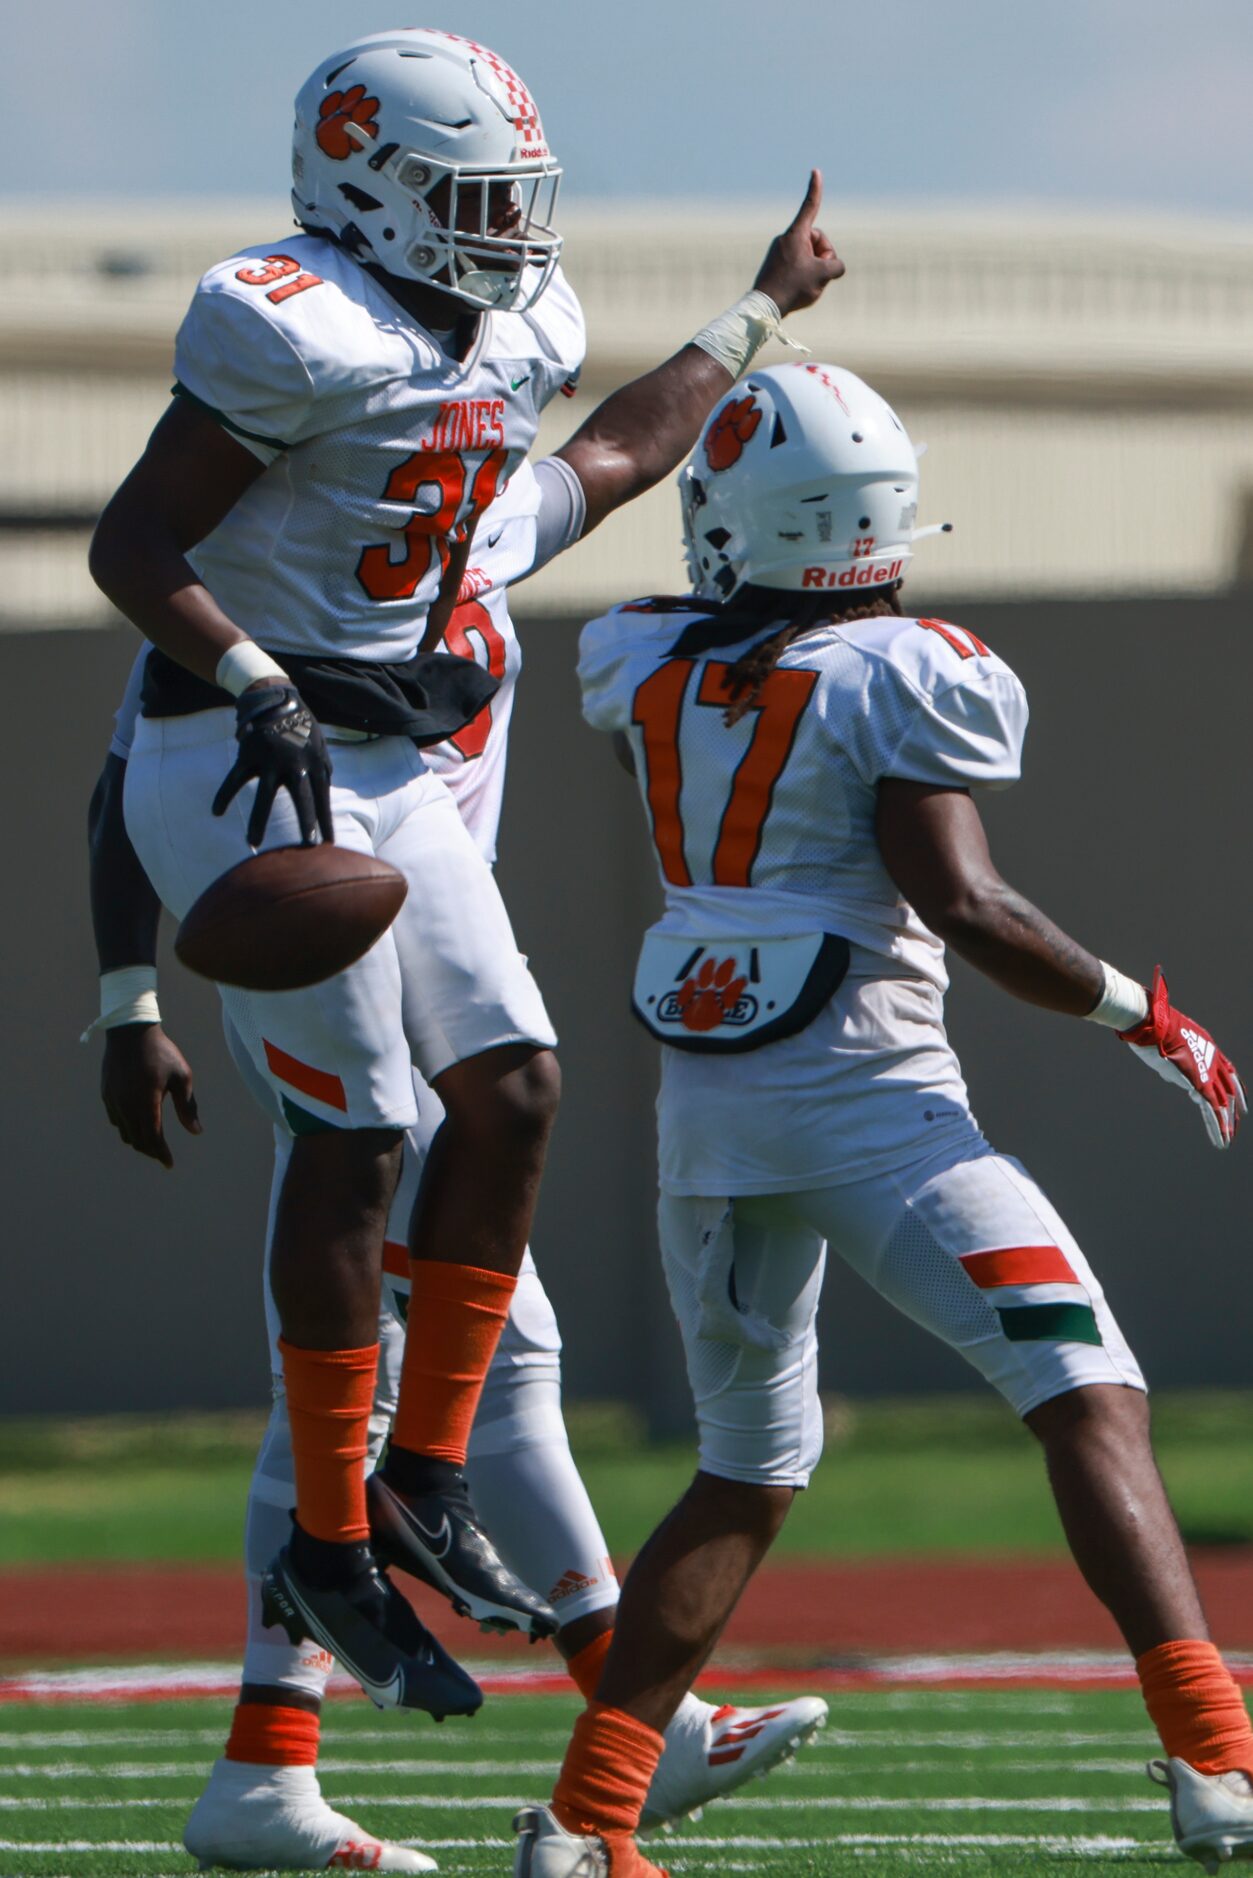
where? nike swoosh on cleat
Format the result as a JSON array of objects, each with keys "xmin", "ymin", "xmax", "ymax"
[
  {"xmin": 282, "ymin": 1577, "xmax": 404, "ymax": 1707},
  {"xmin": 355, "ymin": 1665, "xmax": 406, "ymax": 1707},
  {"xmin": 406, "ymin": 1511, "xmax": 454, "ymax": 1558}
]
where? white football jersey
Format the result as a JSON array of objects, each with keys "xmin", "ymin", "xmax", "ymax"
[
  {"xmin": 112, "ymin": 456, "xmax": 583, "ymax": 867},
  {"xmin": 579, "ymin": 603, "xmax": 1028, "ymax": 993},
  {"xmin": 417, "ymin": 459, "xmax": 540, "ymax": 861},
  {"xmin": 173, "ymin": 232, "xmax": 584, "ymax": 664},
  {"xmin": 579, "ymin": 602, "xmax": 1029, "ymax": 1196}
]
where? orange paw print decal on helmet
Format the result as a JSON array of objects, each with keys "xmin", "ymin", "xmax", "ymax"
[
  {"xmin": 703, "ymin": 395, "xmax": 763, "ymax": 472},
  {"xmin": 316, "ymin": 85, "xmax": 380, "ymax": 159},
  {"xmin": 676, "ymin": 956, "xmax": 749, "ymax": 1033}
]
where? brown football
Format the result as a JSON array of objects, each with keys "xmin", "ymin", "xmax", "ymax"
[{"xmin": 174, "ymin": 845, "xmax": 407, "ymax": 992}]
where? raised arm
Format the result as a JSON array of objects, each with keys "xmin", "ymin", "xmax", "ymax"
[
  {"xmin": 556, "ymin": 170, "xmax": 844, "ymax": 536},
  {"xmin": 877, "ymin": 781, "xmax": 1244, "ymax": 1147}
]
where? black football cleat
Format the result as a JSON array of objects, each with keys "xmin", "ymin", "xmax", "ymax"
[
  {"xmin": 367, "ymin": 1469, "xmax": 558, "ymax": 1641},
  {"xmin": 260, "ymin": 1538, "xmax": 482, "ymax": 1719}
]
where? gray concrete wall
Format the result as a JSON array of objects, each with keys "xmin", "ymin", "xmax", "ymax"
[{"xmin": 4, "ymin": 595, "xmax": 1251, "ymax": 1423}]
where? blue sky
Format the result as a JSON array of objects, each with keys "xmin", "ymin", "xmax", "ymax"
[{"xmin": 15, "ymin": 0, "xmax": 1253, "ymax": 217}]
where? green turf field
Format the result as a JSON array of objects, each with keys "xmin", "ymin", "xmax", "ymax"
[
  {"xmin": 1, "ymin": 1393, "xmax": 1250, "ymax": 1566},
  {"xmin": 0, "ymin": 1687, "xmax": 1187, "ymax": 1876}
]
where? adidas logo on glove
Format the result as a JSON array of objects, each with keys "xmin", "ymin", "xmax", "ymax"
[{"xmin": 1181, "ymin": 1026, "xmax": 1215, "ymax": 1084}]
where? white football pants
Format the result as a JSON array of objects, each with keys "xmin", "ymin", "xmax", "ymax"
[{"xmin": 661, "ymin": 1138, "xmax": 1146, "ymax": 1490}]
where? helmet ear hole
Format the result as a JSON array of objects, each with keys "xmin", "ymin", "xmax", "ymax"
[{"xmin": 340, "ymin": 183, "xmax": 382, "ymax": 212}]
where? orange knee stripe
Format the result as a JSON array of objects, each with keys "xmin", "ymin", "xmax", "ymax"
[
  {"xmin": 552, "ymin": 1701, "xmax": 665, "ymax": 1839},
  {"xmin": 225, "ymin": 1702, "xmax": 320, "ymax": 1767},
  {"xmin": 566, "ymin": 1629, "xmax": 614, "ymax": 1702},
  {"xmin": 1138, "ymin": 1639, "xmax": 1253, "ymax": 1775},
  {"xmin": 391, "ymin": 1263, "xmax": 516, "ymax": 1466},
  {"xmin": 279, "ymin": 1339, "xmax": 378, "ymax": 1545}
]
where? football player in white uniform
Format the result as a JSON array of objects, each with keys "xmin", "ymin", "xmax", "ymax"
[
  {"xmin": 86, "ymin": 29, "xmax": 840, "ymax": 1870},
  {"xmin": 510, "ymin": 364, "xmax": 1252, "ymax": 1878}
]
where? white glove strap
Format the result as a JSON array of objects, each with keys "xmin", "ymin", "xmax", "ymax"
[
  {"xmin": 216, "ymin": 641, "xmax": 288, "ymax": 698},
  {"xmin": 81, "ymin": 966, "xmax": 161, "ymax": 1042},
  {"xmin": 1085, "ymin": 961, "xmax": 1150, "ymax": 1031},
  {"xmin": 690, "ymin": 291, "xmax": 802, "ymax": 379}
]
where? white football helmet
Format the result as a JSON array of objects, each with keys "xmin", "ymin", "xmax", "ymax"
[
  {"xmin": 680, "ymin": 363, "xmax": 946, "ymax": 599},
  {"xmin": 291, "ymin": 29, "xmax": 561, "ymax": 313}
]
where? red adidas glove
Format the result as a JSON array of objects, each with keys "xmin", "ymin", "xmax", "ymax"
[{"xmin": 1118, "ymin": 967, "xmax": 1246, "ymax": 1149}]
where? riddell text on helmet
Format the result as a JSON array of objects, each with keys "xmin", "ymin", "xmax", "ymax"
[{"xmin": 802, "ymin": 558, "xmax": 905, "ymax": 589}]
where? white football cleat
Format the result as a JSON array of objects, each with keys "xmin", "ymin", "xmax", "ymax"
[
  {"xmin": 1149, "ymin": 1757, "xmax": 1253, "ymax": 1872},
  {"xmin": 512, "ymin": 1805, "xmax": 665, "ymax": 1877},
  {"xmin": 641, "ymin": 1692, "xmax": 829, "ymax": 1831},
  {"xmin": 184, "ymin": 1757, "xmax": 437, "ymax": 1872},
  {"xmin": 512, "ymin": 1806, "xmax": 606, "ymax": 1878}
]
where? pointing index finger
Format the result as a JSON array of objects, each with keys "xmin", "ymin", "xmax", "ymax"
[{"xmin": 789, "ymin": 168, "xmax": 823, "ymax": 232}]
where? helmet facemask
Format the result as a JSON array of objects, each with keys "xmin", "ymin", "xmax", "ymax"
[{"xmin": 368, "ymin": 149, "xmax": 562, "ymax": 312}]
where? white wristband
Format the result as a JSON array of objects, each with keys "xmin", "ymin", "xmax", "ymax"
[
  {"xmin": 80, "ymin": 966, "xmax": 161, "ymax": 1042},
  {"xmin": 216, "ymin": 641, "xmax": 288, "ymax": 698},
  {"xmin": 1085, "ymin": 961, "xmax": 1150, "ymax": 1031},
  {"xmin": 690, "ymin": 290, "xmax": 803, "ymax": 380}
]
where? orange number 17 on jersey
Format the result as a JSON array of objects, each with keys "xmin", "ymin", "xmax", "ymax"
[{"xmin": 631, "ymin": 658, "xmax": 817, "ymax": 888}]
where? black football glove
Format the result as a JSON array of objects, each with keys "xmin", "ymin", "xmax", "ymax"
[{"xmin": 211, "ymin": 684, "xmax": 334, "ymax": 849}]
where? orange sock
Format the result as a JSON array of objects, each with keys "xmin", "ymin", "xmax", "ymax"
[
  {"xmin": 390, "ymin": 1263, "xmax": 516, "ymax": 1464},
  {"xmin": 552, "ymin": 1701, "xmax": 665, "ymax": 1840},
  {"xmin": 1138, "ymin": 1639, "xmax": 1253, "ymax": 1774},
  {"xmin": 279, "ymin": 1339, "xmax": 378, "ymax": 1544},
  {"xmin": 566, "ymin": 1629, "xmax": 614, "ymax": 1702},
  {"xmin": 224, "ymin": 1701, "xmax": 320, "ymax": 1767}
]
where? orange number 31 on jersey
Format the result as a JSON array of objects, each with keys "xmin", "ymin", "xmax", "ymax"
[
  {"xmin": 631, "ymin": 659, "xmax": 817, "ymax": 888},
  {"xmin": 356, "ymin": 450, "xmax": 507, "ymax": 603}
]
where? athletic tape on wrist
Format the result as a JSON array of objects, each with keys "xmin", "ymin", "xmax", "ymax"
[
  {"xmin": 216, "ymin": 641, "xmax": 289, "ymax": 698},
  {"xmin": 690, "ymin": 290, "xmax": 802, "ymax": 379},
  {"xmin": 80, "ymin": 966, "xmax": 161, "ymax": 1042},
  {"xmin": 1086, "ymin": 960, "xmax": 1150, "ymax": 1031}
]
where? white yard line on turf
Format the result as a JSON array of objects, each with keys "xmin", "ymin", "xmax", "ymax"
[
  {"xmin": 814, "ymin": 1730, "xmax": 1154, "ymax": 1748},
  {"xmin": 0, "ymin": 1740, "xmax": 1157, "ymax": 1777},
  {"xmin": 0, "ymin": 1792, "xmax": 1170, "ymax": 1814},
  {"xmin": 815, "ymin": 1758, "xmax": 1149, "ymax": 1776},
  {"xmin": 5, "ymin": 1651, "xmax": 1250, "ymax": 1701},
  {"xmin": 0, "ymin": 1833, "xmax": 1162, "ymax": 1853},
  {"xmin": 0, "ymin": 1757, "xmax": 560, "ymax": 1780},
  {"xmin": 0, "ymin": 1727, "xmax": 574, "ymax": 1749}
]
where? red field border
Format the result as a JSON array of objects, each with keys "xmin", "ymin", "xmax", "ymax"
[
  {"xmin": 5, "ymin": 1652, "xmax": 1253, "ymax": 1704},
  {"xmin": 4, "ymin": 1552, "xmax": 1252, "ymax": 1669}
]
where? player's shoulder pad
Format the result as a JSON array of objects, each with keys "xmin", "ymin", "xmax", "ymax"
[
  {"xmin": 850, "ymin": 614, "xmax": 1028, "ymax": 791},
  {"xmin": 577, "ymin": 598, "xmax": 706, "ymax": 732},
  {"xmin": 180, "ymin": 236, "xmax": 428, "ymax": 439},
  {"xmin": 493, "ymin": 264, "xmax": 586, "ymax": 398}
]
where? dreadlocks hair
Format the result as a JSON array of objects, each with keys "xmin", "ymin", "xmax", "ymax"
[{"xmin": 721, "ymin": 584, "xmax": 904, "ymax": 726}]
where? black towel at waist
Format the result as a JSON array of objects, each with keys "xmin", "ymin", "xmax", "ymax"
[{"xmin": 140, "ymin": 645, "xmax": 499, "ymax": 749}]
